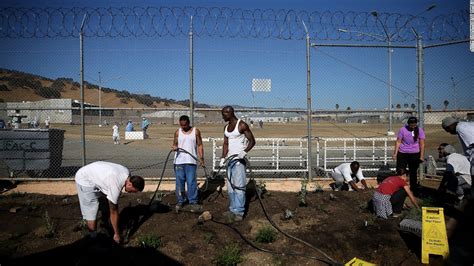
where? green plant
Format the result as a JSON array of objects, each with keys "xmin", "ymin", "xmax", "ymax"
[
  {"xmin": 214, "ymin": 244, "xmax": 243, "ymax": 266},
  {"xmin": 43, "ymin": 210, "xmax": 56, "ymax": 238},
  {"xmin": 298, "ymin": 178, "xmax": 308, "ymax": 207},
  {"xmin": 255, "ymin": 226, "xmax": 277, "ymax": 244},
  {"xmin": 256, "ymin": 180, "xmax": 268, "ymax": 196},
  {"xmin": 138, "ymin": 234, "xmax": 162, "ymax": 249},
  {"xmin": 203, "ymin": 233, "xmax": 214, "ymax": 244}
]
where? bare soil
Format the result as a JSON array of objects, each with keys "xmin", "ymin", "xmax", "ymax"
[{"xmin": 0, "ymin": 185, "xmax": 433, "ymax": 266}]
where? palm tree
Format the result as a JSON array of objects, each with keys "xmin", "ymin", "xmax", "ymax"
[
  {"xmin": 443, "ymin": 100, "xmax": 449, "ymax": 111},
  {"xmin": 346, "ymin": 106, "xmax": 351, "ymax": 111},
  {"xmin": 426, "ymin": 104, "xmax": 432, "ymax": 112},
  {"xmin": 403, "ymin": 103, "xmax": 409, "ymax": 109},
  {"xmin": 411, "ymin": 103, "xmax": 416, "ymax": 110},
  {"xmin": 335, "ymin": 104, "xmax": 339, "ymax": 122},
  {"xmin": 396, "ymin": 104, "xmax": 401, "ymax": 110}
]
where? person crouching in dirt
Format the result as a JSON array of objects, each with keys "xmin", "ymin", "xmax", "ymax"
[
  {"xmin": 330, "ymin": 161, "xmax": 369, "ymax": 191},
  {"xmin": 75, "ymin": 161, "xmax": 145, "ymax": 243},
  {"xmin": 437, "ymin": 144, "xmax": 471, "ymax": 205},
  {"xmin": 220, "ymin": 106, "xmax": 255, "ymax": 223},
  {"xmin": 373, "ymin": 168, "xmax": 419, "ymax": 219}
]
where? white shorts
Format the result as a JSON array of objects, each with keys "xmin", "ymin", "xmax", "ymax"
[{"xmin": 76, "ymin": 183, "xmax": 102, "ymax": 221}]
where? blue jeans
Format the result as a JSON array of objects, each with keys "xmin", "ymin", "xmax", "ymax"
[
  {"xmin": 226, "ymin": 160, "xmax": 247, "ymax": 216},
  {"xmin": 174, "ymin": 164, "xmax": 198, "ymax": 204}
]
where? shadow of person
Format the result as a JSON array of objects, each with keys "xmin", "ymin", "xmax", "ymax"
[
  {"xmin": 120, "ymin": 202, "xmax": 171, "ymax": 243},
  {"xmin": 198, "ymin": 175, "xmax": 226, "ymax": 202},
  {"xmin": 7, "ymin": 233, "xmax": 182, "ymax": 266}
]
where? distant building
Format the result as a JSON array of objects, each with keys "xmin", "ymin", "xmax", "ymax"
[
  {"xmin": 4, "ymin": 99, "xmax": 113, "ymax": 124},
  {"xmin": 238, "ymin": 112, "xmax": 304, "ymax": 123}
]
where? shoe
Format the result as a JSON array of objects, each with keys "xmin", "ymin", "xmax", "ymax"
[
  {"xmin": 175, "ymin": 203, "xmax": 185, "ymax": 213},
  {"xmin": 329, "ymin": 183, "xmax": 340, "ymax": 191},
  {"xmin": 222, "ymin": 211, "xmax": 243, "ymax": 223},
  {"xmin": 391, "ymin": 212, "xmax": 401, "ymax": 218}
]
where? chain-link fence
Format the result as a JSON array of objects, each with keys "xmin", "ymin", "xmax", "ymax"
[{"xmin": 0, "ymin": 6, "xmax": 472, "ymax": 180}]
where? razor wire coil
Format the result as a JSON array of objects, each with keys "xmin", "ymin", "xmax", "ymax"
[{"xmin": 0, "ymin": 7, "xmax": 469, "ymax": 42}]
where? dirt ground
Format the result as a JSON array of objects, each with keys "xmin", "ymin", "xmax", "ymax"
[{"xmin": 2, "ymin": 179, "xmax": 472, "ymax": 266}]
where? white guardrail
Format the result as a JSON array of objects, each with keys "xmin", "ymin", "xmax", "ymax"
[{"xmin": 207, "ymin": 137, "xmax": 397, "ymax": 174}]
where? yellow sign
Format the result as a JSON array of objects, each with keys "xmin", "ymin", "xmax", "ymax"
[
  {"xmin": 345, "ymin": 257, "xmax": 376, "ymax": 266},
  {"xmin": 421, "ymin": 207, "xmax": 449, "ymax": 264}
]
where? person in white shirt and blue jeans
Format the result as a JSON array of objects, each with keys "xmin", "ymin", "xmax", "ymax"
[
  {"xmin": 172, "ymin": 115, "xmax": 204, "ymax": 212},
  {"xmin": 219, "ymin": 106, "xmax": 255, "ymax": 222}
]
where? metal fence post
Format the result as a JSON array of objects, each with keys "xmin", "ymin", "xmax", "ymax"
[
  {"xmin": 189, "ymin": 16, "xmax": 194, "ymax": 126},
  {"xmin": 416, "ymin": 34, "xmax": 425, "ymax": 180},
  {"xmin": 305, "ymin": 26, "xmax": 312, "ymax": 181},
  {"xmin": 80, "ymin": 14, "xmax": 87, "ymax": 166}
]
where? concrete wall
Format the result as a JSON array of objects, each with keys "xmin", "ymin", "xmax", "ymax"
[{"xmin": 6, "ymin": 99, "xmax": 73, "ymax": 124}]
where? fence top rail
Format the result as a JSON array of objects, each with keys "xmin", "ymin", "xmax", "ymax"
[
  {"xmin": 316, "ymin": 137, "xmax": 397, "ymax": 141},
  {"xmin": 206, "ymin": 137, "xmax": 308, "ymax": 142}
]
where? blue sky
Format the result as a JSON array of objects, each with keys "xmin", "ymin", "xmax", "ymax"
[{"xmin": 0, "ymin": 0, "xmax": 472, "ymax": 110}]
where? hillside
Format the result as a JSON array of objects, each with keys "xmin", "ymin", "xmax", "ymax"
[{"xmin": 0, "ymin": 68, "xmax": 210, "ymax": 108}]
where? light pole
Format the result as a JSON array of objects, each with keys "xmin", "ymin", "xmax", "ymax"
[
  {"xmin": 338, "ymin": 28, "xmax": 395, "ymax": 135},
  {"xmin": 370, "ymin": 5, "xmax": 435, "ymax": 135},
  {"xmin": 449, "ymin": 75, "xmax": 474, "ymax": 110},
  {"xmin": 96, "ymin": 72, "xmax": 121, "ymax": 126}
]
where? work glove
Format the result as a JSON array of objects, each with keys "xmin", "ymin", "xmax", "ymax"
[
  {"xmin": 219, "ymin": 158, "xmax": 226, "ymax": 168},
  {"xmin": 238, "ymin": 151, "xmax": 247, "ymax": 159}
]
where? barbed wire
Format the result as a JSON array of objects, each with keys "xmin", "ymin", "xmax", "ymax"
[{"xmin": 0, "ymin": 7, "xmax": 469, "ymax": 42}]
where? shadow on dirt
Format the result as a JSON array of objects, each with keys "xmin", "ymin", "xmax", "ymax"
[
  {"xmin": 7, "ymin": 233, "xmax": 182, "ymax": 266},
  {"xmin": 120, "ymin": 202, "xmax": 171, "ymax": 242}
]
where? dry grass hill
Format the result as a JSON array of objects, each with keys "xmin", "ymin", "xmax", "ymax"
[{"xmin": 0, "ymin": 68, "xmax": 209, "ymax": 108}]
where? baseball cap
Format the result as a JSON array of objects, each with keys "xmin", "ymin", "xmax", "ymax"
[
  {"xmin": 441, "ymin": 117, "xmax": 458, "ymax": 128},
  {"xmin": 443, "ymin": 145, "xmax": 456, "ymax": 154}
]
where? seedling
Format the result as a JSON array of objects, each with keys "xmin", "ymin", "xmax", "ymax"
[
  {"xmin": 43, "ymin": 210, "xmax": 56, "ymax": 238},
  {"xmin": 214, "ymin": 244, "xmax": 243, "ymax": 266},
  {"xmin": 203, "ymin": 232, "xmax": 214, "ymax": 244},
  {"xmin": 255, "ymin": 226, "xmax": 277, "ymax": 243},
  {"xmin": 298, "ymin": 179, "xmax": 308, "ymax": 207},
  {"xmin": 138, "ymin": 234, "xmax": 163, "ymax": 249}
]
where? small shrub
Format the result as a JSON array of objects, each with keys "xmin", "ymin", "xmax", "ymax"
[
  {"xmin": 255, "ymin": 226, "xmax": 277, "ymax": 243},
  {"xmin": 214, "ymin": 244, "xmax": 243, "ymax": 266},
  {"xmin": 138, "ymin": 234, "xmax": 162, "ymax": 249}
]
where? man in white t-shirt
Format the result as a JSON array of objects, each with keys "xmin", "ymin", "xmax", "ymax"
[
  {"xmin": 330, "ymin": 161, "xmax": 369, "ymax": 191},
  {"xmin": 112, "ymin": 123, "xmax": 120, "ymax": 145},
  {"xmin": 442, "ymin": 117, "xmax": 474, "ymax": 198},
  {"xmin": 438, "ymin": 144, "xmax": 471, "ymax": 202},
  {"xmin": 75, "ymin": 161, "xmax": 145, "ymax": 243}
]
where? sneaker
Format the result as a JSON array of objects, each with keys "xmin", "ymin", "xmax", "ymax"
[
  {"xmin": 391, "ymin": 212, "xmax": 402, "ymax": 218},
  {"xmin": 222, "ymin": 211, "xmax": 243, "ymax": 223},
  {"xmin": 175, "ymin": 203, "xmax": 185, "ymax": 213},
  {"xmin": 329, "ymin": 183, "xmax": 340, "ymax": 191}
]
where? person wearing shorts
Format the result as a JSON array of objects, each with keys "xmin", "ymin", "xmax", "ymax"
[{"xmin": 75, "ymin": 161, "xmax": 144, "ymax": 243}]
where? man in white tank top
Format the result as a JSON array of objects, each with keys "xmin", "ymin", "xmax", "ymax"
[
  {"xmin": 172, "ymin": 115, "xmax": 204, "ymax": 212},
  {"xmin": 220, "ymin": 106, "xmax": 255, "ymax": 222}
]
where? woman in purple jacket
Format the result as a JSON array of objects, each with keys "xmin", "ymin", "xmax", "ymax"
[{"xmin": 392, "ymin": 117, "xmax": 425, "ymax": 192}]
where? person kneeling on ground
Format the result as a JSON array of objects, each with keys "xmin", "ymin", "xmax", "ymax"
[
  {"xmin": 373, "ymin": 168, "xmax": 419, "ymax": 219},
  {"xmin": 438, "ymin": 144, "xmax": 471, "ymax": 204},
  {"xmin": 330, "ymin": 161, "xmax": 369, "ymax": 191},
  {"xmin": 75, "ymin": 161, "xmax": 145, "ymax": 243}
]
